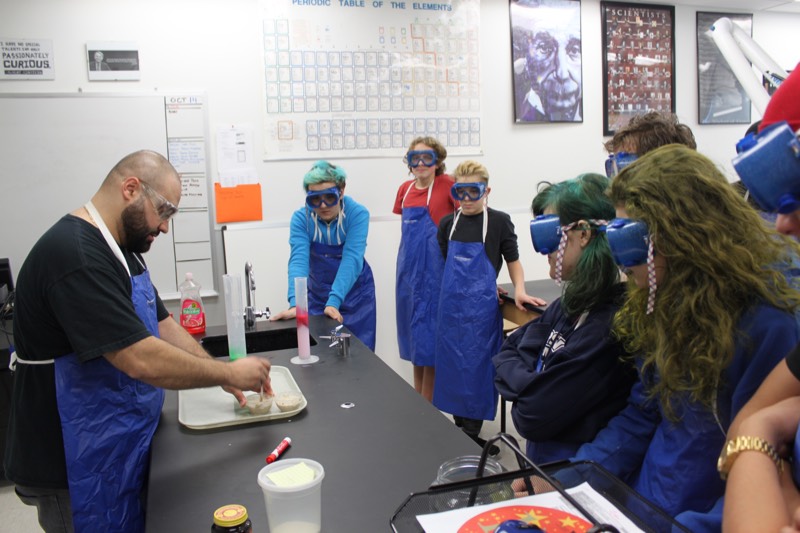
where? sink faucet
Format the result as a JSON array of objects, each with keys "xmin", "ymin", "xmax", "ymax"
[{"xmin": 244, "ymin": 261, "xmax": 270, "ymax": 330}]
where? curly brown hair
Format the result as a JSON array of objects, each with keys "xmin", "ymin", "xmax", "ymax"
[
  {"xmin": 610, "ymin": 144, "xmax": 800, "ymax": 419},
  {"xmin": 604, "ymin": 112, "xmax": 696, "ymax": 155}
]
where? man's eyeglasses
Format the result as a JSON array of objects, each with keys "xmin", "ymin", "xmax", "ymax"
[
  {"xmin": 605, "ymin": 152, "xmax": 638, "ymax": 178},
  {"xmin": 403, "ymin": 150, "xmax": 438, "ymax": 168},
  {"xmin": 306, "ymin": 186, "xmax": 341, "ymax": 208},
  {"xmin": 450, "ymin": 182, "xmax": 487, "ymax": 202},
  {"xmin": 140, "ymin": 180, "xmax": 178, "ymax": 221}
]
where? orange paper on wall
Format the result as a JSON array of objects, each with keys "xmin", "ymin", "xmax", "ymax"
[{"xmin": 214, "ymin": 182, "xmax": 263, "ymax": 223}]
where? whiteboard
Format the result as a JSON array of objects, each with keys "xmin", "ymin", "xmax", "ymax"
[{"xmin": 0, "ymin": 93, "xmax": 214, "ymax": 298}]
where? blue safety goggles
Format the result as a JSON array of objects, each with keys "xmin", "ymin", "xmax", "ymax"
[
  {"xmin": 605, "ymin": 152, "xmax": 638, "ymax": 178},
  {"xmin": 733, "ymin": 121, "xmax": 800, "ymax": 214},
  {"xmin": 603, "ymin": 218, "xmax": 650, "ymax": 267},
  {"xmin": 403, "ymin": 150, "xmax": 438, "ymax": 168},
  {"xmin": 529, "ymin": 214, "xmax": 562, "ymax": 254},
  {"xmin": 450, "ymin": 182, "xmax": 487, "ymax": 202},
  {"xmin": 305, "ymin": 186, "xmax": 341, "ymax": 208}
]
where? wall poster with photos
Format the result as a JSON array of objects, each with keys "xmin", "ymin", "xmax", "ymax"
[
  {"xmin": 601, "ymin": 2, "xmax": 675, "ymax": 136},
  {"xmin": 510, "ymin": 0, "xmax": 583, "ymax": 124},
  {"xmin": 697, "ymin": 12, "xmax": 753, "ymax": 125}
]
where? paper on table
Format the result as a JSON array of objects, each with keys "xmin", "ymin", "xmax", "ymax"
[
  {"xmin": 416, "ymin": 482, "xmax": 645, "ymax": 533},
  {"xmin": 266, "ymin": 461, "xmax": 317, "ymax": 487}
]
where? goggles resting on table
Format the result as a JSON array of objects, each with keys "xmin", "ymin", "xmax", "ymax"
[
  {"xmin": 733, "ymin": 121, "xmax": 800, "ymax": 214},
  {"xmin": 603, "ymin": 218, "xmax": 651, "ymax": 267},
  {"xmin": 450, "ymin": 182, "xmax": 486, "ymax": 202},
  {"xmin": 404, "ymin": 150, "xmax": 438, "ymax": 168},
  {"xmin": 305, "ymin": 186, "xmax": 341, "ymax": 208},
  {"xmin": 605, "ymin": 152, "xmax": 638, "ymax": 178}
]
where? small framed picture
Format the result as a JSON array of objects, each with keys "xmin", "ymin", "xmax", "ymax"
[
  {"xmin": 601, "ymin": 2, "xmax": 675, "ymax": 136},
  {"xmin": 86, "ymin": 41, "xmax": 140, "ymax": 81},
  {"xmin": 696, "ymin": 12, "xmax": 753, "ymax": 125},
  {"xmin": 509, "ymin": 0, "xmax": 583, "ymax": 124}
]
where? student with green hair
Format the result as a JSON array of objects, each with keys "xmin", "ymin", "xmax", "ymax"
[
  {"xmin": 574, "ymin": 144, "xmax": 800, "ymax": 532},
  {"xmin": 493, "ymin": 173, "xmax": 636, "ymax": 464},
  {"xmin": 271, "ymin": 160, "xmax": 376, "ymax": 350}
]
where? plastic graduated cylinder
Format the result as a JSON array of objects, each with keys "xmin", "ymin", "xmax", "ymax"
[
  {"xmin": 223, "ymin": 274, "xmax": 247, "ymax": 361},
  {"xmin": 291, "ymin": 277, "xmax": 318, "ymax": 365}
]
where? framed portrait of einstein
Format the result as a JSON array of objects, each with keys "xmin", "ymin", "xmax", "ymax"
[{"xmin": 509, "ymin": 0, "xmax": 583, "ymax": 124}]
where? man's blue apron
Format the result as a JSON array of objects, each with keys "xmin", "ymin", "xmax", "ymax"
[
  {"xmin": 308, "ymin": 241, "xmax": 377, "ymax": 351},
  {"xmin": 433, "ymin": 208, "xmax": 502, "ymax": 420},
  {"xmin": 54, "ymin": 202, "xmax": 164, "ymax": 532},
  {"xmin": 396, "ymin": 183, "xmax": 444, "ymax": 366}
]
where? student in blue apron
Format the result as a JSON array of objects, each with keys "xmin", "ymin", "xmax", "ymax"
[
  {"xmin": 434, "ymin": 160, "xmax": 542, "ymax": 455},
  {"xmin": 4, "ymin": 150, "xmax": 272, "ymax": 533},
  {"xmin": 569, "ymin": 145, "xmax": 800, "ymax": 533},
  {"xmin": 718, "ymin": 65, "xmax": 800, "ymax": 533},
  {"xmin": 392, "ymin": 136, "xmax": 459, "ymax": 401},
  {"xmin": 493, "ymin": 173, "xmax": 636, "ymax": 465},
  {"xmin": 271, "ymin": 160, "xmax": 377, "ymax": 351}
]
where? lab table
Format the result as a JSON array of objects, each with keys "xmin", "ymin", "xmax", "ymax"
[
  {"xmin": 145, "ymin": 316, "xmax": 477, "ymax": 532},
  {"xmin": 499, "ymin": 279, "xmax": 562, "ymax": 327}
]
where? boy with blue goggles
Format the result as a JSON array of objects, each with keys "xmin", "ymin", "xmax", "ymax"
[
  {"xmin": 733, "ymin": 121, "xmax": 800, "ymax": 214},
  {"xmin": 305, "ymin": 186, "xmax": 341, "ymax": 208},
  {"xmin": 403, "ymin": 149, "xmax": 438, "ymax": 168},
  {"xmin": 450, "ymin": 182, "xmax": 487, "ymax": 202}
]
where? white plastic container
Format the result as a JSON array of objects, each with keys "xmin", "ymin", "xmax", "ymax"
[
  {"xmin": 257, "ymin": 459, "xmax": 324, "ymax": 533},
  {"xmin": 178, "ymin": 272, "xmax": 205, "ymax": 335}
]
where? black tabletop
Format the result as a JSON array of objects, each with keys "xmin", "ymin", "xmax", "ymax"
[
  {"xmin": 499, "ymin": 279, "xmax": 562, "ymax": 313},
  {"xmin": 146, "ymin": 317, "xmax": 477, "ymax": 532}
]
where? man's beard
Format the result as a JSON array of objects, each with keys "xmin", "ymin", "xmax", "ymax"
[{"xmin": 121, "ymin": 201, "xmax": 158, "ymax": 253}]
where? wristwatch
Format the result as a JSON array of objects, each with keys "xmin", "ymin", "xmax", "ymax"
[{"xmin": 717, "ymin": 435, "xmax": 783, "ymax": 480}]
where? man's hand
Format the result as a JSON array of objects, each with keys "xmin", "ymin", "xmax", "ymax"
[{"xmin": 225, "ymin": 356, "xmax": 272, "ymax": 406}]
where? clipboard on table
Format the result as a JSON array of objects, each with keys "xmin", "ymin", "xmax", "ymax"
[{"xmin": 214, "ymin": 182, "xmax": 262, "ymax": 223}]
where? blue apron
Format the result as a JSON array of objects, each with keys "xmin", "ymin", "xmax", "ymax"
[
  {"xmin": 433, "ymin": 208, "xmax": 502, "ymax": 420},
  {"xmin": 308, "ymin": 241, "xmax": 377, "ymax": 351},
  {"xmin": 54, "ymin": 202, "xmax": 164, "ymax": 532},
  {"xmin": 396, "ymin": 183, "xmax": 444, "ymax": 366}
]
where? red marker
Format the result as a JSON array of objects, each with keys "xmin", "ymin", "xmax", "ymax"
[{"xmin": 266, "ymin": 437, "xmax": 292, "ymax": 464}]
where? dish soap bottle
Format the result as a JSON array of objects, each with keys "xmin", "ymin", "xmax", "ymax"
[{"xmin": 179, "ymin": 272, "xmax": 205, "ymax": 334}]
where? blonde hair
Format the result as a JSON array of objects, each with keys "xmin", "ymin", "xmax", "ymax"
[{"xmin": 454, "ymin": 160, "xmax": 489, "ymax": 183}]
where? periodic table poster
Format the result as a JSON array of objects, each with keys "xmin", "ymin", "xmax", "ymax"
[{"xmin": 259, "ymin": 0, "xmax": 481, "ymax": 160}]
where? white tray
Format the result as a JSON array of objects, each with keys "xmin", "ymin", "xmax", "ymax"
[{"xmin": 178, "ymin": 366, "xmax": 307, "ymax": 430}]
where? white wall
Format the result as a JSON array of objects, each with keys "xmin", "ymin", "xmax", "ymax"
[{"xmin": 3, "ymin": 0, "xmax": 799, "ymax": 382}]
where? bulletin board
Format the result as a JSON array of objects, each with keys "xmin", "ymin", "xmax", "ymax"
[{"xmin": 0, "ymin": 92, "xmax": 216, "ymax": 298}]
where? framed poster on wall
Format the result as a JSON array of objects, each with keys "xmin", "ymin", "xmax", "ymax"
[
  {"xmin": 509, "ymin": 0, "xmax": 583, "ymax": 123},
  {"xmin": 601, "ymin": 2, "xmax": 675, "ymax": 136},
  {"xmin": 696, "ymin": 12, "xmax": 753, "ymax": 125}
]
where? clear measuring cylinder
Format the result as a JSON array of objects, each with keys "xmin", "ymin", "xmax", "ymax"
[
  {"xmin": 291, "ymin": 277, "xmax": 318, "ymax": 364},
  {"xmin": 223, "ymin": 274, "xmax": 247, "ymax": 361}
]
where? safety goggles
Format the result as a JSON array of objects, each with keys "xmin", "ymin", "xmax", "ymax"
[
  {"xmin": 305, "ymin": 186, "xmax": 341, "ymax": 208},
  {"xmin": 605, "ymin": 152, "xmax": 638, "ymax": 178},
  {"xmin": 450, "ymin": 182, "xmax": 487, "ymax": 202},
  {"xmin": 140, "ymin": 180, "xmax": 178, "ymax": 221},
  {"xmin": 529, "ymin": 214, "xmax": 562, "ymax": 255},
  {"xmin": 603, "ymin": 218, "xmax": 651, "ymax": 267},
  {"xmin": 403, "ymin": 150, "xmax": 438, "ymax": 168},
  {"xmin": 733, "ymin": 121, "xmax": 800, "ymax": 214}
]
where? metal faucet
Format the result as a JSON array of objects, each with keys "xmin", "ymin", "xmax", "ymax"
[
  {"xmin": 319, "ymin": 324, "xmax": 351, "ymax": 357},
  {"xmin": 244, "ymin": 261, "xmax": 270, "ymax": 330}
]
